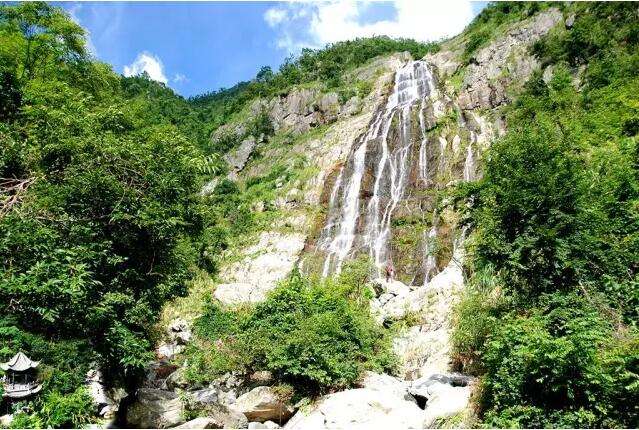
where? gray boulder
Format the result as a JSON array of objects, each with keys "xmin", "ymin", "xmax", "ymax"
[
  {"xmin": 223, "ymin": 137, "xmax": 256, "ymax": 173},
  {"xmin": 422, "ymin": 383, "xmax": 471, "ymax": 428},
  {"xmin": 188, "ymin": 388, "xmax": 219, "ymax": 407},
  {"xmin": 176, "ymin": 404, "xmax": 249, "ymax": 429},
  {"xmin": 234, "ymin": 386, "xmax": 295, "ymax": 423},
  {"xmin": 126, "ymin": 389, "xmax": 184, "ymax": 429},
  {"xmin": 408, "ymin": 373, "xmax": 474, "ymax": 427},
  {"xmin": 355, "ymin": 371, "xmax": 412, "ymax": 401},
  {"xmin": 284, "ymin": 388, "xmax": 423, "ymax": 429},
  {"xmin": 165, "ymin": 367, "xmax": 190, "ymax": 391}
]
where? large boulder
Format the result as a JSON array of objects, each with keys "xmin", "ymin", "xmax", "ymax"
[
  {"xmin": 409, "ymin": 373, "xmax": 473, "ymax": 399},
  {"xmin": 224, "ymin": 137, "xmax": 257, "ymax": 173},
  {"xmin": 176, "ymin": 405, "xmax": 249, "ymax": 430},
  {"xmin": 423, "ymin": 383, "xmax": 471, "ymax": 428},
  {"xmin": 355, "ymin": 371, "xmax": 410, "ymax": 400},
  {"xmin": 234, "ymin": 386, "xmax": 295, "ymax": 423},
  {"xmin": 85, "ymin": 369, "xmax": 126, "ymax": 418},
  {"xmin": 284, "ymin": 388, "xmax": 423, "ymax": 429},
  {"xmin": 126, "ymin": 389, "xmax": 185, "ymax": 429},
  {"xmin": 188, "ymin": 388, "xmax": 219, "ymax": 407},
  {"xmin": 179, "ymin": 404, "xmax": 248, "ymax": 429}
]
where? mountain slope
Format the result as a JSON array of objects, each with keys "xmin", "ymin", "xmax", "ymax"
[{"xmin": 1, "ymin": 2, "xmax": 637, "ymax": 429}]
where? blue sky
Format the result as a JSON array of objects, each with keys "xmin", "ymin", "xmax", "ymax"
[{"xmin": 60, "ymin": 1, "xmax": 487, "ymax": 98}]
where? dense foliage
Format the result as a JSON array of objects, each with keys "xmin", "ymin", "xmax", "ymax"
[
  {"xmin": 0, "ymin": 2, "xmax": 215, "ymax": 423},
  {"xmin": 187, "ymin": 262, "xmax": 394, "ymax": 394},
  {"xmin": 453, "ymin": 3, "xmax": 639, "ymax": 428}
]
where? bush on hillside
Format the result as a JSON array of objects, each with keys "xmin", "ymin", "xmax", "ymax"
[
  {"xmin": 189, "ymin": 265, "xmax": 394, "ymax": 393},
  {"xmin": 480, "ymin": 293, "xmax": 638, "ymax": 428},
  {"xmin": 453, "ymin": 4, "xmax": 639, "ymax": 426}
]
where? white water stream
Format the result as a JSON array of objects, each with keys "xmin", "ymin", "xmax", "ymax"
[{"xmin": 319, "ymin": 61, "xmax": 438, "ymax": 276}]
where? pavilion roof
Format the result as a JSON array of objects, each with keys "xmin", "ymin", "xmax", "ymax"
[{"xmin": 1, "ymin": 352, "xmax": 39, "ymax": 372}]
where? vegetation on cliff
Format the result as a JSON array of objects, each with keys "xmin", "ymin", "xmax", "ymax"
[{"xmin": 453, "ymin": 3, "xmax": 639, "ymax": 427}]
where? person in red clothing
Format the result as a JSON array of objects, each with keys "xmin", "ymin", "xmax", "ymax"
[{"xmin": 384, "ymin": 262, "xmax": 395, "ymax": 282}]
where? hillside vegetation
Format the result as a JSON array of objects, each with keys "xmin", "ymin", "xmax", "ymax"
[
  {"xmin": 452, "ymin": 3, "xmax": 639, "ymax": 428},
  {"xmin": 1, "ymin": 1, "xmax": 638, "ymax": 428}
]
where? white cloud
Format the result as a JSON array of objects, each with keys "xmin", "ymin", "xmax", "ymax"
[
  {"xmin": 264, "ymin": 8, "xmax": 288, "ymax": 26},
  {"xmin": 123, "ymin": 52, "xmax": 168, "ymax": 84},
  {"xmin": 264, "ymin": 0, "xmax": 476, "ymax": 53},
  {"xmin": 173, "ymin": 73, "xmax": 188, "ymax": 84}
]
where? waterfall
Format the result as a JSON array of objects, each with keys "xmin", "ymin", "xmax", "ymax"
[
  {"xmin": 463, "ymin": 142, "xmax": 475, "ymax": 182},
  {"xmin": 422, "ymin": 224, "xmax": 438, "ymax": 285},
  {"xmin": 320, "ymin": 136, "xmax": 369, "ymax": 276},
  {"xmin": 318, "ymin": 60, "xmax": 437, "ymax": 275},
  {"xmin": 418, "ymin": 99, "xmax": 429, "ymax": 185}
]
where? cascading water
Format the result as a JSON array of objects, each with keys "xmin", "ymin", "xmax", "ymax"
[
  {"xmin": 463, "ymin": 137, "xmax": 476, "ymax": 182},
  {"xmin": 418, "ymin": 99, "xmax": 429, "ymax": 186},
  {"xmin": 422, "ymin": 224, "xmax": 438, "ymax": 285},
  {"xmin": 318, "ymin": 60, "xmax": 437, "ymax": 275}
]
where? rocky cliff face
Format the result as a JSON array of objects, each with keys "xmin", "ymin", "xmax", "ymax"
[{"xmin": 131, "ymin": 8, "xmax": 566, "ymax": 430}]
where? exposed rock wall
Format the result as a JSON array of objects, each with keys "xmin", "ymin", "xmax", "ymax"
[
  {"xmin": 211, "ymin": 54, "xmax": 408, "ymax": 306},
  {"xmin": 457, "ymin": 8, "xmax": 563, "ymax": 110}
]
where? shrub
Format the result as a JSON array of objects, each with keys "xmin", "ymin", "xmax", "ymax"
[
  {"xmin": 191, "ymin": 267, "xmax": 394, "ymax": 393},
  {"xmin": 451, "ymin": 266, "xmax": 505, "ymax": 374},
  {"xmin": 479, "ymin": 293, "xmax": 638, "ymax": 428},
  {"xmin": 39, "ymin": 388, "xmax": 94, "ymax": 428},
  {"xmin": 454, "ymin": 4, "xmax": 639, "ymax": 426},
  {"xmin": 9, "ymin": 413, "xmax": 43, "ymax": 429}
]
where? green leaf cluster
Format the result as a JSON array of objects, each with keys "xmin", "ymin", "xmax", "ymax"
[
  {"xmin": 0, "ymin": 4, "xmax": 214, "ymax": 419},
  {"xmin": 187, "ymin": 263, "xmax": 395, "ymax": 394}
]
